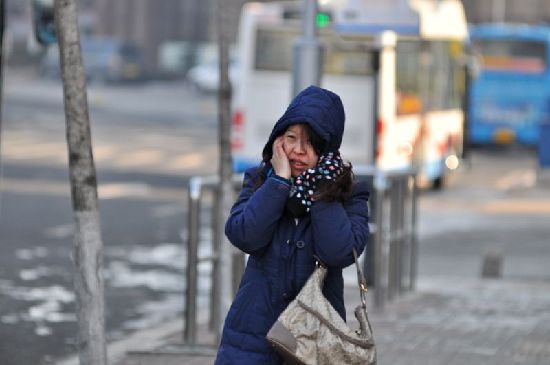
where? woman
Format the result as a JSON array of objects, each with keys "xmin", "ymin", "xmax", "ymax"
[{"xmin": 215, "ymin": 85, "xmax": 370, "ymax": 364}]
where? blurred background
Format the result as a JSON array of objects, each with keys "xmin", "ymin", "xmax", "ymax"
[{"xmin": 1, "ymin": 0, "xmax": 550, "ymax": 364}]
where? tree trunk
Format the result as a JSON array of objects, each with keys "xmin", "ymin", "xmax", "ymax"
[
  {"xmin": 54, "ymin": 1, "xmax": 107, "ymax": 364},
  {"xmin": 214, "ymin": 0, "xmax": 235, "ymax": 340},
  {"xmin": 0, "ymin": 0, "xmax": 5, "ymax": 177}
]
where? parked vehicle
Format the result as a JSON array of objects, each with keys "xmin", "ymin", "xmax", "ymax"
[
  {"xmin": 40, "ymin": 38, "xmax": 145, "ymax": 83},
  {"xmin": 186, "ymin": 60, "xmax": 239, "ymax": 93},
  {"xmin": 467, "ymin": 24, "xmax": 550, "ymax": 146}
]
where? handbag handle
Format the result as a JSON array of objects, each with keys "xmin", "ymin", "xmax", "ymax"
[
  {"xmin": 352, "ymin": 248, "xmax": 368, "ymax": 309},
  {"xmin": 314, "ymin": 249, "xmax": 368, "ymax": 308}
]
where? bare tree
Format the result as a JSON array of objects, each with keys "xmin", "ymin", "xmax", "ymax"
[
  {"xmin": 0, "ymin": 0, "xmax": 5, "ymax": 180},
  {"xmin": 54, "ymin": 0, "xmax": 106, "ymax": 364}
]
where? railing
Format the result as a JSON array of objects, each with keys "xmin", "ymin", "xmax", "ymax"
[
  {"xmin": 356, "ymin": 166, "xmax": 418, "ymax": 308},
  {"xmin": 182, "ymin": 167, "xmax": 417, "ymax": 350},
  {"xmin": 182, "ymin": 175, "xmax": 243, "ymax": 354}
]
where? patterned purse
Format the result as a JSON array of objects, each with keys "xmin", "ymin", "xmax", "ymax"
[{"xmin": 266, "ymin": 249, "xmax": 376, "ymax": 365}]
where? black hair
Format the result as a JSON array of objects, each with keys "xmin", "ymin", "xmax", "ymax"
[{"xmin": 313, "ymin": 162, "xmax": 354, "ymax": 203}]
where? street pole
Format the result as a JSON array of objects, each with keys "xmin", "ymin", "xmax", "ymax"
[
  {"xmin": 292, "ymin": 0, "xmax": 324, "ymax": 97},
  {"xmin": 214, "ymin": 0, "xmax": 235, "ymax": 342},
  {"xmin": 492, "ymin": 0, "xmax": 506, "ymax": 22},
  {"xmin": 54, "ymin": 1, "xmax": 106, "ymax": 364}
]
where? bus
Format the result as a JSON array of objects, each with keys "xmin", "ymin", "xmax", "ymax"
[
  {"xmin": 232, "ymin": 0, "xmax": 468, "ymax": 188},
  {"xmin": 468, "ymin": 24, "xmax": 550, "ymax": 146}
]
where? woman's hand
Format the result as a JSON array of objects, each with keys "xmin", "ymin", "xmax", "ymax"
[{"xmin": 271, "ymin": 136, "xmax": 291, "ymax": 179}]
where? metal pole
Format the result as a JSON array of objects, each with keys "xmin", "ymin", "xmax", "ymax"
[
  {"xmin": 292, "ymin": 0, "xmax": 324, "ymax": 97},
  {"xmin": 371, "ymin": 49, "xmax": 381, "ymax": 166},
  {"xmin": 396, "ymin": 176, "xmax": 406, "ymax": 294},
  {"xmin": 373, "ymin": 171, "xmax": 386, "ymax": 309},
  {"xmin": 409, "ymin": 174, "xmax": 418, "ymax": 291},
  {"xmin": 184, "ymin": 177, "xmax": 202, "ymax": 345},
  {"xmin": 210, "ymin": 187, "xmax": 220, "ymax": 332},
  {"xmin": 388, "ymin": 177, "xmax": 399, "ymax": 300},
  {"xmin": 364, "ymin": 174, "xmax": 376, "ymax": 287},
  {"xmin": 402, "ymin": 175, "xmax": 413, "ymax": 291},
  {"xmin": 492, "ymin": 0, "xmax": 506, "ymax": 22}
]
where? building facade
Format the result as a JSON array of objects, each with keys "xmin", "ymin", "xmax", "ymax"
[
  {"xmin": 91, "ymin": 0, "xmax": 550, "ymax": 74},
  {"xmin": 93, "ymin": 0, "xmax": 248, "ymax": 73}
]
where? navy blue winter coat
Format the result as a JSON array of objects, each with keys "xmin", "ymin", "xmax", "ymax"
[{"xmin": 215, "ymin": 86, "xmax": 370, "ymax": 365}]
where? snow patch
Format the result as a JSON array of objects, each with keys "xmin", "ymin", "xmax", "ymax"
[
  {"xmin": 15, "ymin": 247, "xmax": 48, "ymax": 260},
  {"xmin": 19, "ymin": 266, "xmax": 54, "ymax": 281},
  {"xmin": 105, "ymin": 261, "xmax": 183, "ymax": 292}
]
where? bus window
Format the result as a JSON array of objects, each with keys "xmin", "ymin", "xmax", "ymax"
[
  {"xmin": 396, "ymin": 40, "xmax": 463, "ymax": 115},
  {"xmin": 429, "ymin": 41, "xmax": 464, "ymax": 111},
  {"xmin": 254, "ymin": 26, "xmax": 375, "ymax": 75},
  {"xmin": 396, "ymin": 40, "xmax": 422, "ymax": 114},
  {"xmin": 472, "ymin": 39, "xmax": 547, "ymax": 73},
  {"xmin": 324, "ymin": 36, "xmax": 375, "ymax": 75}
]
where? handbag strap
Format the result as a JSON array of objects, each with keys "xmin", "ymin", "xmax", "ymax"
[
  {"xmin": 352, "ymin": 248, "xmax": 368, "ymax": 309},
  {"xmin": 315, "ymin": 249, "xmax": 368, "ymax": 308}
]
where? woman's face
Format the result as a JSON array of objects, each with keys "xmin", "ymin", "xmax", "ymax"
[{"xmin": 282, "ymin": 124, "xmax": 319, "ymax": 177}]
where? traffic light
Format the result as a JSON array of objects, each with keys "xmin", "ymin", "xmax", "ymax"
[
  {"xmin": 32, "ymin": 0, "xmax": 56, "ymax": 45},
  {"xmin": 316, "ymin": 11, "xmax": 331, "ymax": 28}
]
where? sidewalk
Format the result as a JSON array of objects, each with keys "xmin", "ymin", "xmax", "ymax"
[
  {"xmin": 108, "ymin": 163, "xmax": 550, "ymax": 365},
  {"xmin": 96, "ymin": 274, "xmax": 550, "ymax": 365}
]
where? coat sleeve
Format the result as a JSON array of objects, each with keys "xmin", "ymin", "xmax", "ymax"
[
  {"xmin": 225, "ymin": 168, "xmax": 290, "ymax": 256},
  {"xmin": 309, "ymin": 181, "xmax": 370, "ymax": 268}
]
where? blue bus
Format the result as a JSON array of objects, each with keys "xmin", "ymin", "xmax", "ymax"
[{"xmin": 468, "ymin": 24, "xmax": 550, "ymax": 146}]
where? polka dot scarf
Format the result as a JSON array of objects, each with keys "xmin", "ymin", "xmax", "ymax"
[{"xmin": 286, "ymin": 152, "xmax": 344, "ymax": 217}]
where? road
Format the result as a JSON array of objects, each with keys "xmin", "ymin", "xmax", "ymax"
[{"xmin": 0, "ymin": 72, "xmax": 218, "ymax": 364}]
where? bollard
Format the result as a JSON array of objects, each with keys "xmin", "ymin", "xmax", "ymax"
[{"xmin": 481, "ymin": 249, "xmax": 503, "ymax": 279}]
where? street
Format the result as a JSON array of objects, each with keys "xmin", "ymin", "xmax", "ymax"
[
  {"xmin": 0, "ymin": 71, "xmax": 218, "ymax": 364},
  {"xmin": 1, "ymin": 72, "xmax": 550, "ymax": 364}
]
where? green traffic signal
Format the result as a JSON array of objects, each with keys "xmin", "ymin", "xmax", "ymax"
[{"xmin": 316, "ymin": 12, "xmax": 331, "ymax": 28}]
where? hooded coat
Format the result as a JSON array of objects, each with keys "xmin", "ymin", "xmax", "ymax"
[{"xmin": 214, "ymin": 86, "xmax": 370, "ymax": 365}]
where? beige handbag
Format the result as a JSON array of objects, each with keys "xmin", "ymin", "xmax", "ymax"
[{"xmin": 266, "ymin": 249, "xmax": 376, "ymax": 365}]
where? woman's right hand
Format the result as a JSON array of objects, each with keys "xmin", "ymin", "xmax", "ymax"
[{"xmin": 271, "ymin": 136, "xmax": 291, "ymax": 179}]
